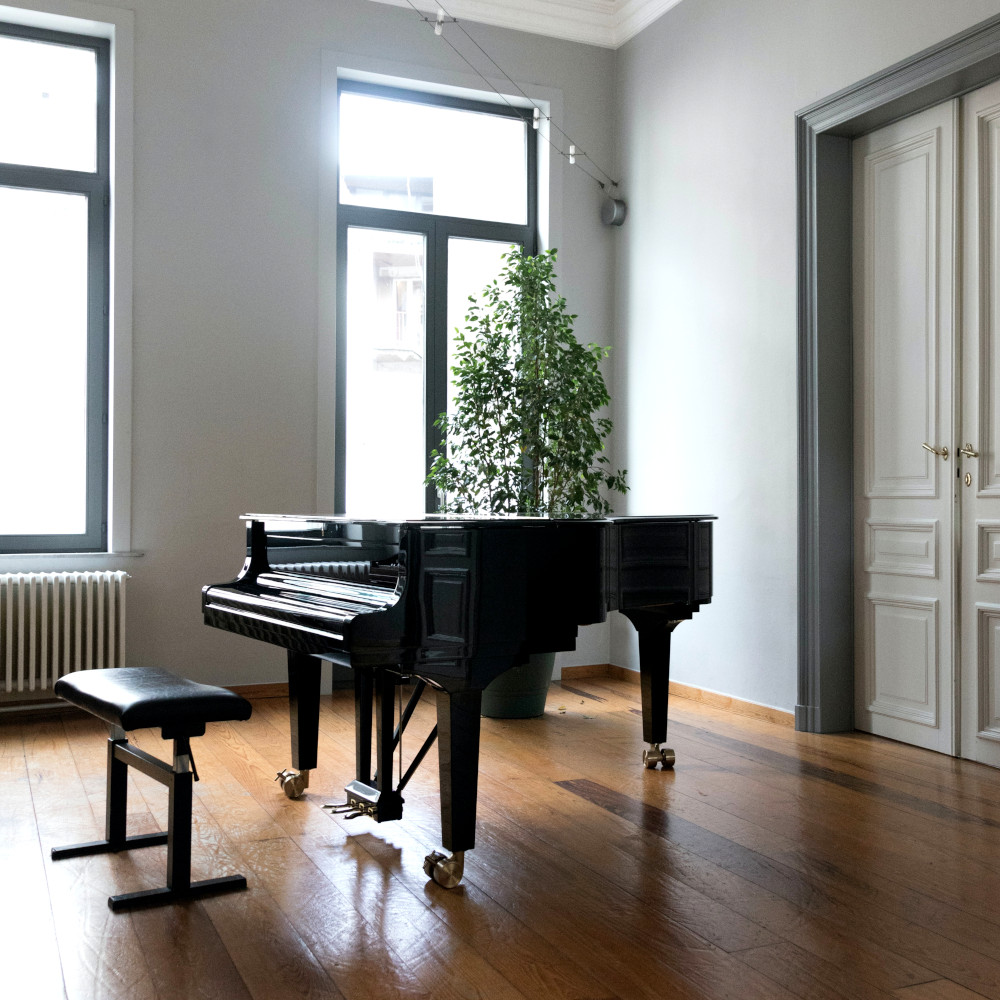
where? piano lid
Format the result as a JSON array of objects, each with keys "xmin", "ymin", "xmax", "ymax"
[{"xmin": 243, "ymin": 512, "xmax": 716, "ymax": 527}]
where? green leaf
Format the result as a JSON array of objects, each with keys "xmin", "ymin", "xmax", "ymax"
[{"xmin": 425, "ymin": 246, "xmax": 627, "ymax": 514}]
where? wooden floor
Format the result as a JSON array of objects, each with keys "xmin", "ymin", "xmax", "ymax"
[{"xmin": 5, "ymin": 676, "xmax": 1000, "ymax": 1000}]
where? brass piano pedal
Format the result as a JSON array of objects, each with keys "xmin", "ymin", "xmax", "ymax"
[
  {"xmin": 275, "ymin": 768, "xmax": 310, "ymax": 799},
  {"xmin": 323, "ymin": 802, "xmax": 364, "ymax": 819},
  {"xmin": 423, "ymin": 849, "xmax": 465, "ymax": 889},
  {"xmin": 642, "ymin": 743, "xmax": 676, "ymax": 770},
  {"xmin": 322, "ymin": 780, "xmax": 384, "ymax": 821},
  {"xmin": 323, "ymin": 795, "xmax": 366, "ymax": 819}
]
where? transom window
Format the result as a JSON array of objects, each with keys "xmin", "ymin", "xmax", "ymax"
[{"xmin": 336, "ymin": 82, "xmax": 537, "ymax": 515}]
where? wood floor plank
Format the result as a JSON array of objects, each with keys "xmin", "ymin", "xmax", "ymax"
[
  {"xmin": 449, "ymin": 804, "xmax": 799, "ymax": 1000},
  {"xmin": 668, "ymin": 716, "xmax": 1000, "ymax": 854},
  {"xmin": 894, "ymin": 982, "xmax": 994, "ymax": 999},
  {"xmin": 471, "ymin": 766, "xmax": 779, "ymax": 954},
  {"xmin": 17, "ymin": 678, "xmax": 1000, "ymax": 1000},
  {"xmin": 465, "ymin": 764, "xmax": 933, "ymax": 995},
  {"xmin": 128, "ymin": 902, "xmax": 254, "ymax": 1000},
  {"xmin": 247, "ymin": 698, "xmax": 616, "ymax": 1000},
  {"xmin": 0, "ymin": 722, "xmax": 67, "ymax": 999},
  {"xmin": 24, "ymin": 719, "xmax": 158, "ymax": 1000},
  {"xmin": 310, "ymin": 818, "xmax": 614, "ymax": 1000},
  {"xmin": 488, "ymin": 769, "xmax": 927, "ymax": 990},
  {"xmin": 735, "ymin": 940, "xmax": 899, "ymax": 1000},
  {"xmin": 201, "ymin": 885, "xmax": 346, "ymax": 1000},
  {"xmin": 618, "ymin": 719, "xmax": 1000, "ymax": 966},
  {"xmin": 555, "ymin": 775, "xmax": 1000, "ymax": 997},
  {"xmin": 238, "ymin": 835, "xmax": 434, "ymax": 1000}
]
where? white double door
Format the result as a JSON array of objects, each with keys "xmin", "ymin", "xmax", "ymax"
[{"xmin": 854, "ymin": 80, "xmax": 1000, "ymax": 766}]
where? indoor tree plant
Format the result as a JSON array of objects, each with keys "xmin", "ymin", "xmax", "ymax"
[{"xmin": 426, "ymin": 245, "xmax": 627, "ymax": 716}]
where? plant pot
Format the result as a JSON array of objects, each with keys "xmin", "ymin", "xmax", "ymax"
[{"xmin": 480, "ymin": 652, "xmax": 556, "ymax": 719}]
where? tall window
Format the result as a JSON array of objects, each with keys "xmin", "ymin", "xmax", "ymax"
[
  {"xmin": 336, "ymin": 82, "xmax": 537, "ymax": 514},
  {"xmin": 0, "ymin": 21, "xmax": 110, "ymax": 553}
]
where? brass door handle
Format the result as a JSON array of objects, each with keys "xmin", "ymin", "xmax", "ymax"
[
  {"xmin": 922, "ymin": 443, "xmax": 949, "ymax": 459},
  {"xmin": 959, "ymin": 443, "xmax": 979, "ymax": 458}
]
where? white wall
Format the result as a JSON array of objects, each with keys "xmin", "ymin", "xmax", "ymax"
[
  {"xmin": 612, "ymin": 0, "xmax": 1000, "ymax": 712},
  {"xmin": 3, "ymin": 0, "xmax": 618, "ymax": 685}
]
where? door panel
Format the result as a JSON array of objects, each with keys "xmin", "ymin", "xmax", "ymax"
[
  {"xmin": 865, "ymin": 596, "xmax": 939, "ymax": 726},
  {"xmin": 853, "ymin": 102, "xmax": 958, "ymax": 755},
  {"xmin": 961, "ymin": 81, "xmax": 1000, "ymax": 766}
]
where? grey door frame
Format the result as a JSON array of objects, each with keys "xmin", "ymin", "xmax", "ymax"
[{"xmin": 797, "ymin": 13, "xmax": 1000, "ymax": 732}]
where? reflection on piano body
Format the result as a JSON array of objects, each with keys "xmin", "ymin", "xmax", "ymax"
[{"xmin": 203, "ymin": 513, "xmax": 714, "ymax": 886}]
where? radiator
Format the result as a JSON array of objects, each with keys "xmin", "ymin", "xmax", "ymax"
[{"xmin": 0, "ymin": 571, "xmax": 127, "ymax": 694}]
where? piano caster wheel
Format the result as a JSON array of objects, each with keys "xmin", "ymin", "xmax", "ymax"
[
  {"xmin": 275, "ymin": 768, "xmax": 310, "ymax": 799},
  {"xmin": 642, "ymin": 744, "xmax": 675, "ymax": 770},
  {"xmin": 423, "ymin": 850, "xmax": 465, "ymax": 889}
]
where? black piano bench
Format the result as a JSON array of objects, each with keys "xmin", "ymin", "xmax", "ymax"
[{"xmin": 50, "ymin": 666, "xmax": 253, "ymax": 912}]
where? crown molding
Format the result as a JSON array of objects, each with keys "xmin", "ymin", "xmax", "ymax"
[
  {"xmin": 614, "ymin": 0, "xmax": 683, "ymax": 44},
  {"xmin": 369, "ymin": 0, "xmax": 683, "ymax": 49}
]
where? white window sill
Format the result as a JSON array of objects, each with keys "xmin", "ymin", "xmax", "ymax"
[{"xmin": 0, "ymin": 551, "xmax": 144, "ymax": 573}]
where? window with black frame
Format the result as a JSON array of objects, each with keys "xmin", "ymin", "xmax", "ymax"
[
  {"xmin": 335, "ymin": 81, "xmax": 537, "ymax": 515},
  {"xmin": 0, "ymin": 21, "xmax": 110, "ymax": 553}
]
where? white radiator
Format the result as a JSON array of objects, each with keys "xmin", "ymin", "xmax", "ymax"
[{"xmin": 0, "ymin": 571, "xmax": 127, "ymax": 694}]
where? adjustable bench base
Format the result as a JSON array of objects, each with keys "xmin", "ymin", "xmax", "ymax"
[
  {"xmin": 51, "ymin": 832, "xmax": 248, "ymax": 911},
  {"xmin": 52, "ymin": 831, "xmax": 169, "ymax": 859},
  {"xmin": 51, "ymin": 718, "xmax": 249, "ymax": 911},
  {"xmin": 108, "ymin": 875, "xmax": 249, "ymax": 912}
]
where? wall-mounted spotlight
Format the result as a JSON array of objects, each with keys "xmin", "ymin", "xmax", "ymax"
[{"xmin": 601, "ymin": 196, "xmax": 628, "ymax": 227}]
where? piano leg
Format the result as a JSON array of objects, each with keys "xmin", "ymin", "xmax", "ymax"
[
  {"xmin": 277, "ymin": 651, "xmax": 321, "ymax": 798},
  {"xmin": 373, "ymin": 669, "xmax": 404, "ymax": 821},
  {"xmin": 622, "ymin": 611, "xmax": 689, "ymax": 770},
  {"xmin": 355, "ymin": 667, "xmax": 373, "ymax": 785},
  {"xmin": 423, "ymin": 686, "xmax": 482, "ymax": 889}
]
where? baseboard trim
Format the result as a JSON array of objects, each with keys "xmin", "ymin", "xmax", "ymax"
[
  {"xmin": 560, "ymin": 664, "xmax": 795, "ymax": 727},
  {"xmin": 229, "ymin": 670, "xmax": 795, "ymax": 727},
  {"xmin": 228, "ymin": 682, "xmax": 289, "ymax": 700},
  {"xmin": 0, "ymin": 699, "xmax": 83, "ymax": 723},
  {"xmin": 561, "ymin": 663, "xmax": 633, "ymax": 683}
]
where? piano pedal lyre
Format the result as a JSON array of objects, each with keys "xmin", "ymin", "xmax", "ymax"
[
  {"xmin": 275, "ymin": 768, "xmax": 310, "ymax": 799},
  {"xmin": 423, "ymin": 850, "xmax": 465, "ymax": 889},
  {"xmin": 642, "ymin": 743, "xmax": 675, "ymax": 770}
]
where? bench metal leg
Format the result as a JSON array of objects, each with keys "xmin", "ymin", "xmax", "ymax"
[
  {"xmin": 51, "ymin": 728, "xmax": 247, "ymax": 911},
  {"xmin": 106, "ymin": 728, "xmax": 129, "ymax": 848},
  {"xmin": 51, "ymin": 727, "xmax": 170, "ymax": 862}
]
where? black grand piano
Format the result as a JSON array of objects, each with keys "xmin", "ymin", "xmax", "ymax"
[{"xmin": 203, "ymin": 513, "xmax": 713, "ymax": 887}]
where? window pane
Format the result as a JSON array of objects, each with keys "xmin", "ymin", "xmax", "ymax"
[
  {"xmin": 344, "ymin": 228, "xmax": 426, "ymax": 515},
  {"xmin": 339, "ymin": 92, "xmax": 527, "ymax": 224},
  {"xmin": 447, "ymin": 238, "xmax": 512, "ymax": 414},
  {"xmin": 0, "ymin": 35, "xmax": 97, "ymax": 172},
  {"xmin": 0, "ymin": 186, "xmax": 89, "ymax": 534}
]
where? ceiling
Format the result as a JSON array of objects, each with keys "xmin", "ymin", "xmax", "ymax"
[{"xmin": 369, "ymin": 0, "xmax": 684, "ymax": 49}]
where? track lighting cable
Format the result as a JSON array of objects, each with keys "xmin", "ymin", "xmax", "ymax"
[{"xmin": 402, "ymin": 0, "xmax": 621, "ymax": 193}]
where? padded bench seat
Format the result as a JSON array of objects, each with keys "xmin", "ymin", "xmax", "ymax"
[
  {"xmin": 54, "ymin": 666, "xmax": 253, "ymax": 738},
  {"xmin": 51, "ymin": 666, "xmax": 252, "ymax": 911}
]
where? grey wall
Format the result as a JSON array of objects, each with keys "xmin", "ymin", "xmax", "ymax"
[
  {"xmin": 612, "ymin": 0, "xmax": 1000, "ymax": 712},
  {"xmin": 6, "ymin": 0, "xmax": 617, "ymax": 686},
  {"xmin": 136, "ymin": 0, "xmax": 619, "ymax": 684},
  {"xmin": 20, "ymin": 0, "xmax": 1000, "ymax": 711}
]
